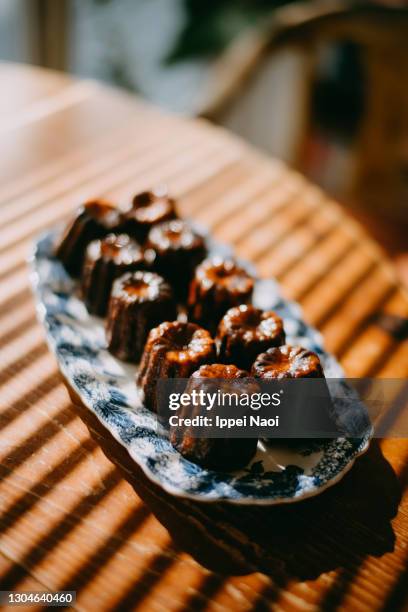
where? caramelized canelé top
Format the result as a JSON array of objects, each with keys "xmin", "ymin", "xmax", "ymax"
[
  {"xmin": 110, "ymin": 270, "xmax": 173, "ymax": 305},
  {"xmin": 86, "ymin": 233, "xmax": 144, "ymax": 266},
  {"xmin": 147, "ymin": 219, "xmax": 205, "ymax": 255},
  {"xmin": 191, "ymin": 363, "xmax": 249, "ymax": 380},
  {"xmin": 79, "ymin": 200, "xmax": 121, "ymax": 226},
  {"xmin": 144, "ymin": 321, "xmax": 215, "ymax": 366},
  {"xmin": 55, "ymin": 200, "xmax": 123, "ymax": 276},
  {"xmin": 218, "ymin": 305, "xmax": 285, "ymax": 346},
  {"xmin": 192, "ymin": 257, "xmax": 254, "ymax": 299},
  {"xmin": 252, "ymin": 345, "xmax": 324, "ymax": 379},
  {"xmin": 122, "ymin": 188, "xmax": 177, "ymax": 237},
  {"xmin": 187, "ymin": 362, "xmax": 260, "ymax": 404}
]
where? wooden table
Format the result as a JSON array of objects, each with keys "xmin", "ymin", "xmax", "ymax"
[{"xmin": 0, "ymin": 62, "xmax": 407, "ymax": 612}]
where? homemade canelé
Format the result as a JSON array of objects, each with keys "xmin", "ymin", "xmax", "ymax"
[
  {"xmin": 55, "ymin": 200, "xmax": 122, "ymax": 277},
  {"xmin": 106, "ymin": 271, "xmax": 176, "ymax": 362},
  {"xmin": 252, "ymin": 345, "xmax": 324, "ymax": 379},
  {"xmin": 147, "ymin": 219, "xmax": 206, "ymax": 300},
  {"xmin": 217, "ymin": 305, "xmax": 285, "ymax": 371},
  {"xmin": 81, "ymin": 233, "xmax": 148, "ymax": 317},
  {"xmin": 138, "ymin": 321, "xmax": 215, "ymax": 412},
  {"xmin": 251, "ymin": 346, "xmax": 335, "ymax": 442},
  {"xmin": 188, "ymin": 257, "xmax": 254, "ymax": 332},
  {"xmin": 170, "ymin": 363, "xmax": 259, "ymax": 470},
  {"xmin": 121, "ymin": 188, "xmax": 177, "ymax": 243}
]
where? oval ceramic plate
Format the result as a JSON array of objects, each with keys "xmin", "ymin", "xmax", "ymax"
[{"xmin": 30, "ymin": 229, "xmax": 372, "ymax": 505}]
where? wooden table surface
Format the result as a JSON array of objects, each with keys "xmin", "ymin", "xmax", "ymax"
[{"xmin": 0, "ymin": 62, "xmax": 408, "ymax": 612}]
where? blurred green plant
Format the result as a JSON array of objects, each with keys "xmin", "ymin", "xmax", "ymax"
[{"xmin": 165, "ymin": 0, "xmax": 300, "ymax": 63}]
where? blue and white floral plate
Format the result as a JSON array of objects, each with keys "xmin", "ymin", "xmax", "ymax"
[{"xmin": 30, "ymin": 230, "xmax": 372, "ymax": 505}]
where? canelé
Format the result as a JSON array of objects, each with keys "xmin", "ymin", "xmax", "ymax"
[
  {"xmin": 138, "ymin": 321, "xmax": 215, "ymax": 412},
  {"xmin": 217, "ymin": 305, "xmax": 285, "ymax": 370},
  {"xmin": 106, "ymin": 271, "xmax": 176, "ymax": 362},
  {"xmin": 251, "ymin": 346, "xmax": 335, "ymax": 442},
  {"xmin": 121, "ymin": 188, "xmax": 177, "ymax": 243},
  {"xmin": 147, "ymin": 220, "xmax": 206, "ymax": 300},
  {"xmin": 170, "ymin": 363, "xmax": 258, "ymax": 470},
  {"xmin": 252, "ymin": 345, "xmax": 324, "ymax": 379},
  {"xmin": 55, "ymin": 200, "xmax": 122, "ymax": 276},
  {"xmin": 81, "ymin": 233, "xmax": 146, "ymax": 317},
  {"xmin": 188, "ymin": 257, "xmax": 254, "ymax": 332}
]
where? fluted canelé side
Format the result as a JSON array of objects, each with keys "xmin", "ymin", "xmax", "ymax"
[
  {"xmin": 106, "ymin": 271, "xmax": 176, "ymax": 362},
  {"xmin": 147, "ymin": 219, "xmax": 206, "ymax": 300},
  {"xmin": 81, "ymin": 233, "xmax": 147, "ymax": 317},
  {"xmin": 188, "ymin": 257, "xmax": 254, "ymax": 332},
  {"xmin": 217, "ymin": 305, "xmax": 285, "ymax": 371},
  {"xmin": 121, "ymin": 188, "xmax": 177, "ymax": 243},
  {"xmin": 55, "ymin": 200, "xmax": 122, "ymax": 277},
  {"xmin": 170, "ymin": 363, "xmax": 259, "ymax": 470},
  {"xmin": 138, "ymin": 321, "xmax": 215, "ymax": 412}
]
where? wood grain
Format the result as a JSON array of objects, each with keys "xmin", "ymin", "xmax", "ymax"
[{"xmin": 0, "ymin": 62, "xmax": 407, "ymax": 612}]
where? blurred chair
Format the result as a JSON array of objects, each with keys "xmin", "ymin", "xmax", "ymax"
[{"xmin": 201, "ymin": 1, "xmax": 408, "ymax": 227}]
